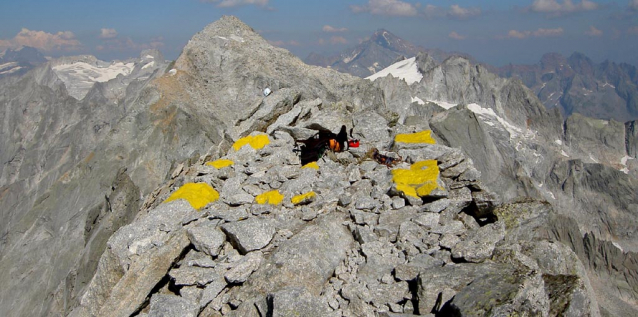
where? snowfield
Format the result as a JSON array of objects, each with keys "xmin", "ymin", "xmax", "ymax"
[
  {"xmin": 366, "ymin": 57, "xmax": 422, "ymax": 85},
  {"xmin": 53, "ymin": 62, "xmax": 135, "ymax": 83}
]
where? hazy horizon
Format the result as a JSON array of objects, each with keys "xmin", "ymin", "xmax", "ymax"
[{"xmin": 2, "ymin": 0, "xmax": 638, "ymax": 67}]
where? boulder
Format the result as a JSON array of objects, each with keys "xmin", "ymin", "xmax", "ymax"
[{"xmin": 221, "ymin": 217, "xmax": 276, "ymax": 254}]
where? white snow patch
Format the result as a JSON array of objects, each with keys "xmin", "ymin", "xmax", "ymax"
[
  {"xmin": 620, "ymin": 155, "xmax": 633, "ymax": 174},
  {"xmin": 216, "ymin": 36, "xmax": 228, "ymax": 40},
  {"xmin": 144, "ymin": 55, "xmax": 154, "ymax": 59},
  {"xmin": 554, "ymin": 139, "xmax": 563, "ymax": 146},
  {"xmin": 548, "ymin": 192, "xmax": 556, "ymax": 200},
  {"xmin": 539, "ymin": 183, "xmax": 544, "ymax": 188},
  {"xmin": 621, "ymin": 155, "xmax": 632, "ymax": 165},
  {"xmin": 342, "ymin": 51, "xmax": 359, "ymax": 64},
  {"xmin": 230, "ymin": 35, "xmax": 245, "ymax": 43},
  {"xmin": 589, "ymin": 154, "xmax": 599, "ymax": 164},
  {"xmin": 411, "ymin": 96, "xmax": 425, "ymax": 105},
  {"xmin": 53, "ymin": 61, "xmax": 135, "ymax": 83},
  {"xmin": 0, "ymin": 66, "xmax": 21, "ymax": 75},
  {"xmin": 0, "ymin": 62, "xmax": 18, "ymax": 70},
  {"xmin": 366, "ymin": 57, "xmax": 422, "ymax": 85},
  {"xmin": 602, "ymin": 82, "xmax": 616, "ymax": 89},
  {"xmin": 141, "ymin": 61, "xmax": 155, "ymax": 70},
  {"xmin": 612, "ymin": 242, "xmax": 624, "ymax": 252},
  {"xmin": 168, "ymin": 69, "xmax": 177, "ymax": 76},
  {"xmin": 561, "ymin": 150, "xmax": 569, "ymax": 157},
  {"xmin": 427, "ymin": 100, "xmax": 457, "ymax": 110},
  {"xmin": 466, "ymin": 103, "xmax": 523, "ymax": 139}
]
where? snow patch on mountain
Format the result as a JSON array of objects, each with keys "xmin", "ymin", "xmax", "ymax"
[
  {"xmin": 466, "ymin": 103, "xmax": 523, "ymax": 140},
  {"xmin": 343, "ymin": 51, "xmax": 360, "ymax": 64},
  {"xmin": 366, "ymin": 57, "xmax": 422, "ymax": 85},
  {"xmin": 411, "ymin": 96, "xmax": 425, "ymax": 105},
  {"xmin": 621, "ymin": 155, "xmax": 633, "ymax": 174},
  {"xmin": 141, "ymin": 61, "xmax": 155, "ymax": 70},
  {"xmin": 0, "ymin": 62, "xmax": 18, "ymax": 71},
  {"xmin": 0, "ymin": 66, "xmax": 21, "ymax": 75},
  {"xmin": 53, "ymin": 62, "xmax": 134, "ymax": 83},
  {"xmin": 428, "ymin": 100, "xmax": 458, "ymax": 110}
]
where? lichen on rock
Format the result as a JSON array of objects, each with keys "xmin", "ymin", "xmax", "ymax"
[
  {"xmin": 394, "ymin": 130, "xmax": 437, "ymax": 144},
  {"xmin": 164, "ymin": 182, "xmax": 219, "ymax": 210},
  {"xmin": 232, "ymin": 134, "xmax": 270, "ymax": 151},
  {"xmin": 206, "ymin": 159, "xmax": 234, "ymax": 169},
  {"xmin": 255, "ymin": 190, "xmax": 284, "ymax": 205},
  {"xmin": 392, "ymin": 160, "xmax": 442, "ymax": 198}
]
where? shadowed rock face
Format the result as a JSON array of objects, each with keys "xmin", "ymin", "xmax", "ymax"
[{"xmin": 1, "ymin": 15, "xmax": 637, "ymax": 317}]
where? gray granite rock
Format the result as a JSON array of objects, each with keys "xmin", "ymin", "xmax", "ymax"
[
  {"xmin": 199, "ymin": 273, "xmax": 228, "ymax": 309},
  {"xmin": 225, "ymin": 251, "xmax": 263, "ymax": 283},
  {"xmin": 268, "ymin": 287, "xmax": 330, "ymax": 317},
  {"xmin": 170, "ymin": 266, "xmax": 218, "ymax": 286},
  {"xmin": 221, "ymin": 217, "xmax": 276, "ymax": 254},
  {"xmin": 148, "ymin": 294, "xmax": 198, "ymax": 317},
  {"xmin": 452, "ymin": 222, "xmax": 505, "ymax": 263},
  {"xmin": 187, "ymin": 220, "xmax": 226, "ymax": 256},
  {"xmin": 238, "ymin": 213, "xmax": 353, "ymax": 297}
]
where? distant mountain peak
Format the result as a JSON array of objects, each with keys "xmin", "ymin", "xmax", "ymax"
[{"xmin": 304, "ymin": 28, "xmax": 464, "ymax": 78}]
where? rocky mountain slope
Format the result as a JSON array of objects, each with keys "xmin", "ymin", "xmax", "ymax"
[
  {"xmin": 489, "ymin": 52, "xmax": 638, "ymax": 122},
  {"xmin": 0, "ymin": 46, "xmax": 47, "ymax": 78},
  {"xmin": 0, "ymin": 49, "xmax": 169, "ymax": 316},
  {"xmin": 305, "ymin": 29, "xmax": 470, "ymax": 78},
  {"xmin": 0, "ymin": 16, "xmax": 637, "ymax": 317}
]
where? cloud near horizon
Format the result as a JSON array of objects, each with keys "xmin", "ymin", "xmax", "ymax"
[
  {"xmin": 97, "ymin": 35, "xmax": 164, "ymax": 52},
  {"xmin": 631, "ymin": 0, "xmax": 638, "ymax": 11},
  {"xmin": 0, "ymin": 28, "xmax": 81, "ymax": 51},
  {"xmin": 506, "ymin": 27, "xmax": 564, "ymax": 39},
  {"xmin": 529, "ymin": 0, "xmax": 599, "ymax": 17},
  {"xmin": 448, "ymin": 5, "xmax": 482, "ymax": 20},
  {"xmin": 350, "ymin": 0, "xmax": 418, "ymax": 17},
  {"xmin": 99, "ymin": 28, "xmax": 118, "ymax": 39},
  {"xmin": 585, "ymin": 25, "xmax": 603, "ymax": 36},
  {"xmin": 201, "ymin": 0, "xmax": 268, "ymax": 8},
  {"xmin": 323, "ymin": 25, "xmax": 348, "ymax": 33},
  {"xmin": 423, "ymin": 4, "xmax": 482, "ymax": 20},
  {"xmin": 449, "ymin": 31, "xmax": 467, "ymax": 40}
]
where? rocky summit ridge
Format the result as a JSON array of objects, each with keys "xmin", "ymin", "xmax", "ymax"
[{"xmin": 0, "ymin": 15, "xmax": 637, "ymax": 317}]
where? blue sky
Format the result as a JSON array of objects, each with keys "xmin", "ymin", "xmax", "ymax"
[{"xmin": 1, "ymin": 0, "xmax": 638, "ymax": 66}]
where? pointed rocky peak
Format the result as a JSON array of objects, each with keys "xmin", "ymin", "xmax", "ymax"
[
  {"xmin": 194, "ymin": 15, "xmax": 263, "ymax": 44},
  {"xmin": 568, "ymin": 52, "xmax": 594, "ymax": 75},
  {"xmin": 0, "ymin": 46, "xmax": 47, "ymax": 64},
  {"xmin": 415, "ymin": 51, "xmax": 437, "ymax": 73},
  {"xmin": 539, "ymin": 52, "xmax": 569, "ymax": 71},
  {"xmin": 369, "ymin": 29, "xmax": 416, "ymax": 53}
]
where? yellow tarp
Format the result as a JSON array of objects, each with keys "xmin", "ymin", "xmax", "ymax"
[
  {"xmin": 206, "ymin": 159, "xmax": 234, "ymax": 169},
  {"xmin": 232, "ymin": 134, "xmax": 270, "ymax": 151},
  {"xmin": 391, "ymin": 160, "xmax": 441, "ymax": 198},
  {"xmin": 164, "ymin": 182, "xmax": 219, "ymax": 210},
  {"xmin": 394, "ymin": 130, "xmax": 436, "ymax": 144},
  {"xmin": 301, "ymin": 162, "xmax": 319, "ymax": 170},
  {"xmin": 255, "ymin": 190, "xmax": 284, "ymax": 205},
  {"xmin": 291, "ymin": 191, "xmax": 316, "ymax": 205}
]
